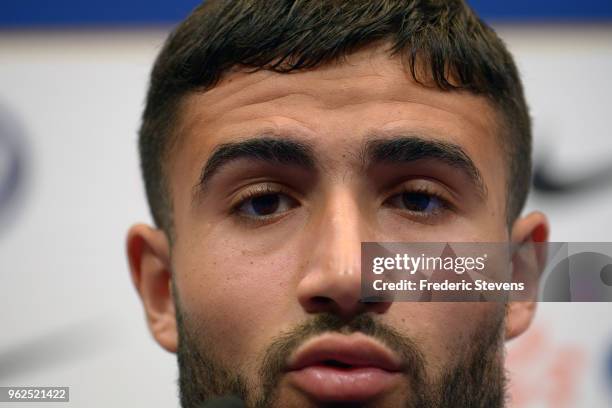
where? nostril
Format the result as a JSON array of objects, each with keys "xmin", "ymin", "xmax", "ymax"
[
  {"xmin": 361, "ymin": 295, "xmax": 386, "ymax": 303},
  {"xmin": 311, "ymin": 296, "xmax": 333, "ymax": 306}
]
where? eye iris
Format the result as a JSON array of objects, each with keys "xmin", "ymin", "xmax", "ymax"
[
  {"xmin": 251, "ymin": 194, "xmax": 280, "ymax": 215},
  {"xmin": 402, "ymin": 192, "xmax": 431, "ymax": 212}
]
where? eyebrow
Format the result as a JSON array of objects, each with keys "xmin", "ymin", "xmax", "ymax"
[
  {"xmin": 196, "ymin": 137, "xmax": 316, "ymax": 191},
  {"xmin": 363, "ymin": 136, "xmax": 487, "ymax": 198},
  {"xmin": 194, "ymin": 134, "xmax": 486, "ymax": 199}
]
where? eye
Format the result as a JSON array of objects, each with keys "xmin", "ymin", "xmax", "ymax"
[
  {"xmin": 385, "ymin": 191, "xmax": 446, "ymax": 215},
  {"xmin": 236, "ymin": 192, "xmax": 297, "ymax": 218}
]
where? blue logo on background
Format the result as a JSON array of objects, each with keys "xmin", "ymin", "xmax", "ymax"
[{"xmin": 0, "ymin": 105, "xmax": 27, "ymax": 233}]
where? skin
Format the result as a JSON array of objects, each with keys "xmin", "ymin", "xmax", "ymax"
[{"xmin": 127, "ymin": 44, "xmax": 549, "ymax": 407}]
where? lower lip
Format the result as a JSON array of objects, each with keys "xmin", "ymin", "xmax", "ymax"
[{"xmin": 287, "ymin": 365, "xmax": 401, "ymax": 401}]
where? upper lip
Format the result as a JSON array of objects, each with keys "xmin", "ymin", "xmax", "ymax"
[{"xmin": 286, "ymin": 333, "xmax": 403, "ymax": 372}]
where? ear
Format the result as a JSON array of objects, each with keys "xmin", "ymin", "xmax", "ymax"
[
  {"xmin": 505, "ymin": 211, "xmax": 549, "ymax": 341},
  {"xmin": 126, "ymin": 224, "xmax": 177, "ymax": 353}
]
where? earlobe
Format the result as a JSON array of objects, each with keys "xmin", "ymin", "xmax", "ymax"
[
  {"xmin": 505, "ymin": 300, "xmax": 536, "ymax": 340},
  {"xmin": 505, "ymin": 211, "xmax": 550, "ymax": 340},
  {"xmin": 126, "ymin": 224, "xmax": 178, "ymax": 353}
]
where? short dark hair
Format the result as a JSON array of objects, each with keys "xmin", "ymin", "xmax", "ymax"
[{"xmin": 139, "ymin": 0, "xmax": 531, "ymax": 235}]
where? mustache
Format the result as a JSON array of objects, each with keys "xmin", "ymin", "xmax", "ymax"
[
  {"xmin": 258, "ymin": 313, "xmax": 428, "ymax": 400},
  {"xmin": 177, "ymin": 306, "xmax": 506, "ymax": 408}
]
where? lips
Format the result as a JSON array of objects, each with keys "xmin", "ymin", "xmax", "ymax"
[{"xmin": 286, "ymin": 333, "xmax": 404, "ymax": 402}]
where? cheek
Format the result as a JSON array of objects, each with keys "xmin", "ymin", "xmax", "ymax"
[
  {"xmin": 171, "ymin": 229, "xmax": 304, "ymax": 370},
  {"xmin": 387, "ymin": 302, "xmax": 503, "ymax": 374},
  {"xmin": 378, "ymin": 218, "xmax": 508, "ymax": 244}
]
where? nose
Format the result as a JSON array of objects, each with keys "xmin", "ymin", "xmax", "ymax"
[{"xmin": 296, "ymin": 187, "xmax": 392, "ymax": 319}]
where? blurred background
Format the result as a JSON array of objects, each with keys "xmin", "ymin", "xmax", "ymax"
[{"xmin": 0, "ymin": 1, "xmax": 611, "ymax": 407}]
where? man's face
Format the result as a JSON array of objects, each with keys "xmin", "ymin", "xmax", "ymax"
[{"xmin": 129, "ymin": 45, "xmax": 546, "ymax": 407}]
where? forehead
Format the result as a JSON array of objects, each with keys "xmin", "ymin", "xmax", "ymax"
[{"xmin": 169, "ymin": 45, "xmax": 506, "ymax": 214}]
